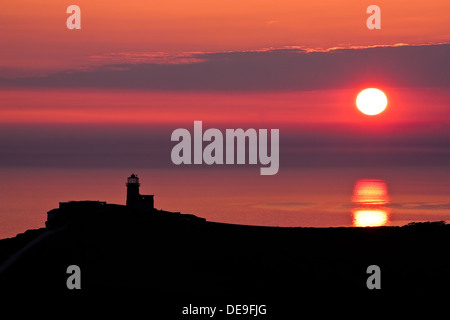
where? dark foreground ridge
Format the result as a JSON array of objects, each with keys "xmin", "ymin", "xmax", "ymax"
[{"xmin": 0, "ymin": 199, "xmax": 449, "ymax": 315}]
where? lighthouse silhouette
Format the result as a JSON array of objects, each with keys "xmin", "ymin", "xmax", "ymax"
[{"xmin": 126, "ymin": 173, "xmax": 154, "ymax": 212}]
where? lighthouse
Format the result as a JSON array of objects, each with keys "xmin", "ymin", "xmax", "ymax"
[
  {"xmin": 126, "ymin": 173, "xmax": 154, "ymax": 211},
  {"xmin": 126, "ymin": 173, "xmax": 140, "ymax": 206}
]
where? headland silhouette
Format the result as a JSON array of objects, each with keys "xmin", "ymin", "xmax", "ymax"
[{"xmin": 0, "ymin": 174, "xmax": 448, "ymax": 315}]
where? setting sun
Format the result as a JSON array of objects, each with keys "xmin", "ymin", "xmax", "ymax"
[{"xmin": 356, "ymin": 88, "xmax": 388, "ymax": 116}]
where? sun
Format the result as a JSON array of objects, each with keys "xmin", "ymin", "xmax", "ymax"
[{"xmin": 356, "ymin": 88, "xmax": 387, "ymax": 116}]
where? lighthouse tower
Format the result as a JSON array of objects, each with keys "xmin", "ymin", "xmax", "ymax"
[
  {"xmin": 126, "ymin": 173, "xmax": 154, "ymax": 211},
  {"xmin": 126, "ymin": 173, "xmax": 141, "ymax": 207}
]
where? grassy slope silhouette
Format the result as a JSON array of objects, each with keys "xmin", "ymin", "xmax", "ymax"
[{"xmin": 0, "ymin": 204, "xmax": 448, "ymax": 315}]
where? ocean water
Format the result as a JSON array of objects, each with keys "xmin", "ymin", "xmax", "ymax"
[{"xmin": 1, "ymin": 166, "xmax": 449, "ymax": 239}]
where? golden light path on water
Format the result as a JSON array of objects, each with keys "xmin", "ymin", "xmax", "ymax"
[
  {"xmin": 352, "ymin": 179, "xmax": 389, "ymax": 227},
  {"xmin": 353, "ymin": 209, "xmax": 388, "ymax": 227}
]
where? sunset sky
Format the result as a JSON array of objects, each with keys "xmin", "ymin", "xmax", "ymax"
[
  {"xmin": 1, "ymin": 0, "xmax": 449, "ymax": 74},
  {"xmin": 0, "ymin": 0, "xmax": 449, "ymax": 237}
]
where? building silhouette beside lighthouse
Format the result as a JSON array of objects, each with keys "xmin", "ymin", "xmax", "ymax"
[
  {"xmin": 46, "ymin": 173, "xmax": 155, "ymax": 228},
  {"xmin": 126, "ymin": 173, "xmax": 154, "ymax": 212}
]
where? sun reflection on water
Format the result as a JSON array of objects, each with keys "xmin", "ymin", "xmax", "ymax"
[
  {"xmin": 353, "ymin": 209, "xmax": 388, "ymax": 227},
  {"xmin": 352, "ymin": 179, "xmax": 389, "ymax": 227}
]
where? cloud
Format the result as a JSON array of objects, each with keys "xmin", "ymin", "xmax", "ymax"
[
  {"xmin": 389, "ymin": 202, "xmax": 450, "ymax": 211},
  {"xmin": 341, "ymin": 202, "xmax": 450, "ymax": 211},
  {"xmin": 87, "ymin": 52, "xmax": 207, "ymax": 66},
  {"xmin": 1, "ymin": 44, "xmax": 449, "ymax": 90}
]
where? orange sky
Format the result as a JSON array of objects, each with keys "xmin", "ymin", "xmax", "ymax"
[{"xmin": 1, "ymin": 0, "xmax": 449, "ymax": 73}]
